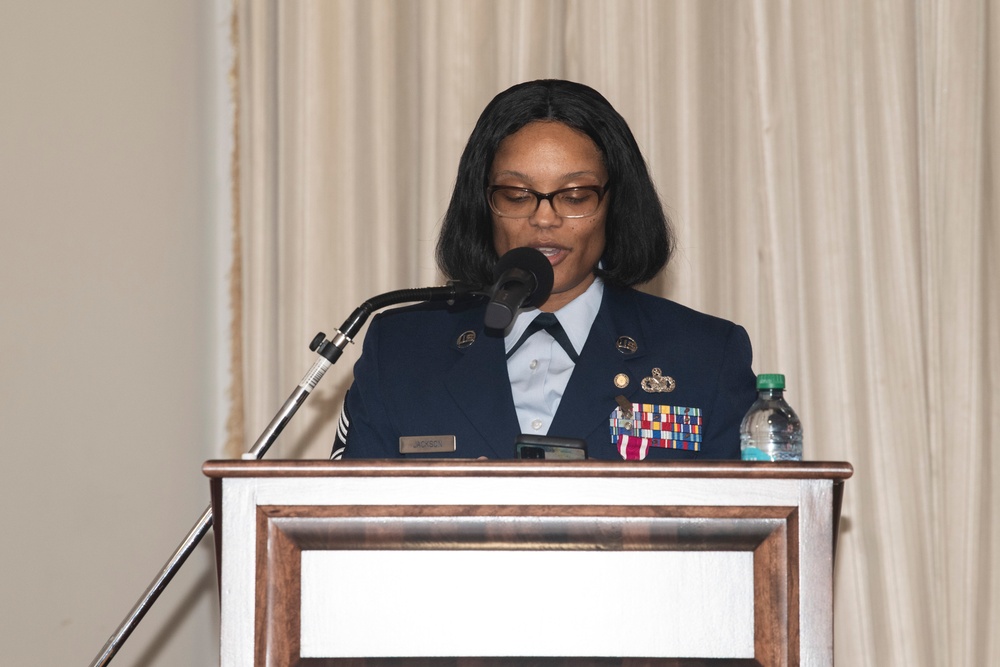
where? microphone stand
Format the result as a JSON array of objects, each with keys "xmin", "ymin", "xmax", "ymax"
[{"xmin": 88, "ymin": 283, "xmax": 483, "ymax": 667}]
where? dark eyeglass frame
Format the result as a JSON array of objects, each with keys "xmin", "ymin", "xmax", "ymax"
[{"xmin": 486, "ymin": 183, "xmax": 610, "ymax": 219}]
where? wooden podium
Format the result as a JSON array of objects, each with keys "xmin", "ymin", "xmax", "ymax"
[{"xmin": 204, "ymin": 459, "xmax": 851, "ymax": 666}]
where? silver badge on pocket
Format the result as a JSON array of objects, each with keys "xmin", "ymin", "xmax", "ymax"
[{"xmin": 641, "ymin": 368, "xmax": 676, "ymax": 393}]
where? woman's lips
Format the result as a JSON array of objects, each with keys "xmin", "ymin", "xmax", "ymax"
[{"xmin": 533, "ymin": 245, "xmax": 567, "ymax": 263}]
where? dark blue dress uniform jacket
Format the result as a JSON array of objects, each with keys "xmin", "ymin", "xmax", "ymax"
[{"xmin": 338, "ymin": 285, "xmax": 756, "ymax": 460}]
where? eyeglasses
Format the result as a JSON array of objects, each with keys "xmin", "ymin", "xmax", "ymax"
[{"xmin": 487, "ymin": 183, "xmax": 610, "ymax": 219}]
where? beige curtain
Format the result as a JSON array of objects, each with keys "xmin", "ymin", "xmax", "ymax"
[{"xmin": 232, "ymin": 1, "xmax": 999, "ymax": 664}]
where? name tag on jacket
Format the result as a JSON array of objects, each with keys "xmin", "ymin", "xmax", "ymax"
[{"xmin": 399, "ymin": 435, "xmax": 457, "ymax": 454}]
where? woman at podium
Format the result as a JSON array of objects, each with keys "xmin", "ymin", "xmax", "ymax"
[{"xmin": 333, "ymin": 79, "xmax": 756, "ymax": 461}]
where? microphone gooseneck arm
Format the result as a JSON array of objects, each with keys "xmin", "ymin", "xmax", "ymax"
[
  {"xmin": 246, "ymin": 282, "xmax": 483, "ymax": 461},
  {"xmin": 88, "ymin": 282, "xmax": 483, "ymax": 667}
]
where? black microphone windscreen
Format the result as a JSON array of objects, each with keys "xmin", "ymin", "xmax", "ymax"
[{"xmin": 493, "ymin": 247, "xmax": 554, "ymax": 308}]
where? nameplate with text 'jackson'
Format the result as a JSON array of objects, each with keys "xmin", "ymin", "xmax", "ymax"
[{"xmin": 399, "ymin": 435, "xmax": 457, "ymax": 454}]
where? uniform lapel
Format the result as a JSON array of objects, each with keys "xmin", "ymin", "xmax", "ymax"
[
  {"xmin": 548, "ymin": 287, "xmax": 652, "ymax": 442},
  {"xmin": 443, "ymin": 313, "xmax": 521, "ymax": 458}
]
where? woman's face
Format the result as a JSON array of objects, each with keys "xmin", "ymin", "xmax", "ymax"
[{"xmin": 489, "ymin": 121, "xmax": 609, "ymax": 312}]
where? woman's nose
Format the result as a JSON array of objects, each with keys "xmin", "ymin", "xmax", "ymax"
[{"xmin": 530, "ymin": 197, "xmax": 560, "ymax": 227}]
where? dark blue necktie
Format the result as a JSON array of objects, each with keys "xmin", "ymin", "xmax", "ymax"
[{"xmin": 505, "ymin": 312, "xmax": 579, "ymax": 363}]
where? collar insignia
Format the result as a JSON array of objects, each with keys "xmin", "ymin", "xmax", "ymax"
[
  {"xmin": 616, "ymin": 336, "xmax": 638, "ymax": 354},
  {"xmin": 456, "ymin": 330, "xmax": 476, "ymax": 348}
]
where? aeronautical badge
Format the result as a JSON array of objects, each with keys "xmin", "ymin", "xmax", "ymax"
[
  {"xmin": 641, "ymin": 367, "xmax": 675, "ymax": 393},
  {"xmin": 608, "ymin": 401, "xmax": 702, "ymax": 460}
]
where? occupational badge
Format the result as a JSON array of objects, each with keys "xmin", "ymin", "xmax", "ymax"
[{"xmin": 641, "ymin": 368, "xmax": 676, "ymax": 393}]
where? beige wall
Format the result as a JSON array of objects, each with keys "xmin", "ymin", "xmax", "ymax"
[{"xmin": 0, "ymin": 1, "xmax": 226, "ymax": 664}]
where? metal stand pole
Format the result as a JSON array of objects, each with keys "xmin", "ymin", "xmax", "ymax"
[
  {"xmin": 88, "ymin": 509, "xmax": 212, "ymax": 667},
  {"xmin": 87, "ymin": 282, "xmax": 481, "ymax": 666}
]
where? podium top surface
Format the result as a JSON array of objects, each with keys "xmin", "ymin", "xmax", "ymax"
[{"xmin": 204, "ymin": 459, "xmax": 853, "ymax": 481}]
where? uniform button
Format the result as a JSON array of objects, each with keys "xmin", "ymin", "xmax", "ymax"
[
  {"xmin": 529, "ymin": 359, "xmax": 538, "ymax": 370},
  {"xmin": 531, "ymin": 419, "xmax": 543, "ymax": 430}
]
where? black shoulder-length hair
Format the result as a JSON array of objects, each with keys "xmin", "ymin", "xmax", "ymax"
[{"xmin": 436, "ymin": 79, "xmax": 674, "ymax": 288}]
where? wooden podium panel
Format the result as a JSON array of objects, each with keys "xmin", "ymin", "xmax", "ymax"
[{"xmin": 204, "ymin": 460, "xmax": 851, "ymax": 667}]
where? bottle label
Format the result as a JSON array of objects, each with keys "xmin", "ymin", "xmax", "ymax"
[{"xmin": 741, "ymin": 446, "xmax": 773, "ymax": 461}]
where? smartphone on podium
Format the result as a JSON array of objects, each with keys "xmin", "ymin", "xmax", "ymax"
[{"xmin": 514, "ymin": 433, "xmax": 587, "ymax": 460}]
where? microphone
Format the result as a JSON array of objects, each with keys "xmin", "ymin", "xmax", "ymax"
[{"xmin": 484, "ymin": 247, "xmax": 554, "ymax": 329}]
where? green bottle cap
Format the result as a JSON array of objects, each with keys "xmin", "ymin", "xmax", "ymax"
[{"xmin": 756, "ymin": 373, "xmax": 786, "ymax": 389}]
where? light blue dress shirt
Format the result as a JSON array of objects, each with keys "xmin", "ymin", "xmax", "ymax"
[{"xmin": 504, "ymin": 277, "xmax": 604, "ymax": 435}]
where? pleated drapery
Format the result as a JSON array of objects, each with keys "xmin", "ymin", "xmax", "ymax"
[{"xmin": 231, "ymin": 1, "xmax": 999, "ymax": 664}]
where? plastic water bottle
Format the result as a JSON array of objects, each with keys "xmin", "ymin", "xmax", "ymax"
[{"xmin": 740, "ymin": 373, "xmax": 803, "ymax": 461}]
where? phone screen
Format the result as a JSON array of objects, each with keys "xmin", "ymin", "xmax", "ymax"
[{"xmin": 515, "ymin": 434, "xmax": 587, "ymax": 460}]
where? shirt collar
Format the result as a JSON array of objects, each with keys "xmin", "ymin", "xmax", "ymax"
[{"xmin": 504, "ymin": 277, "xmax": 604, "ymax": 355}]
